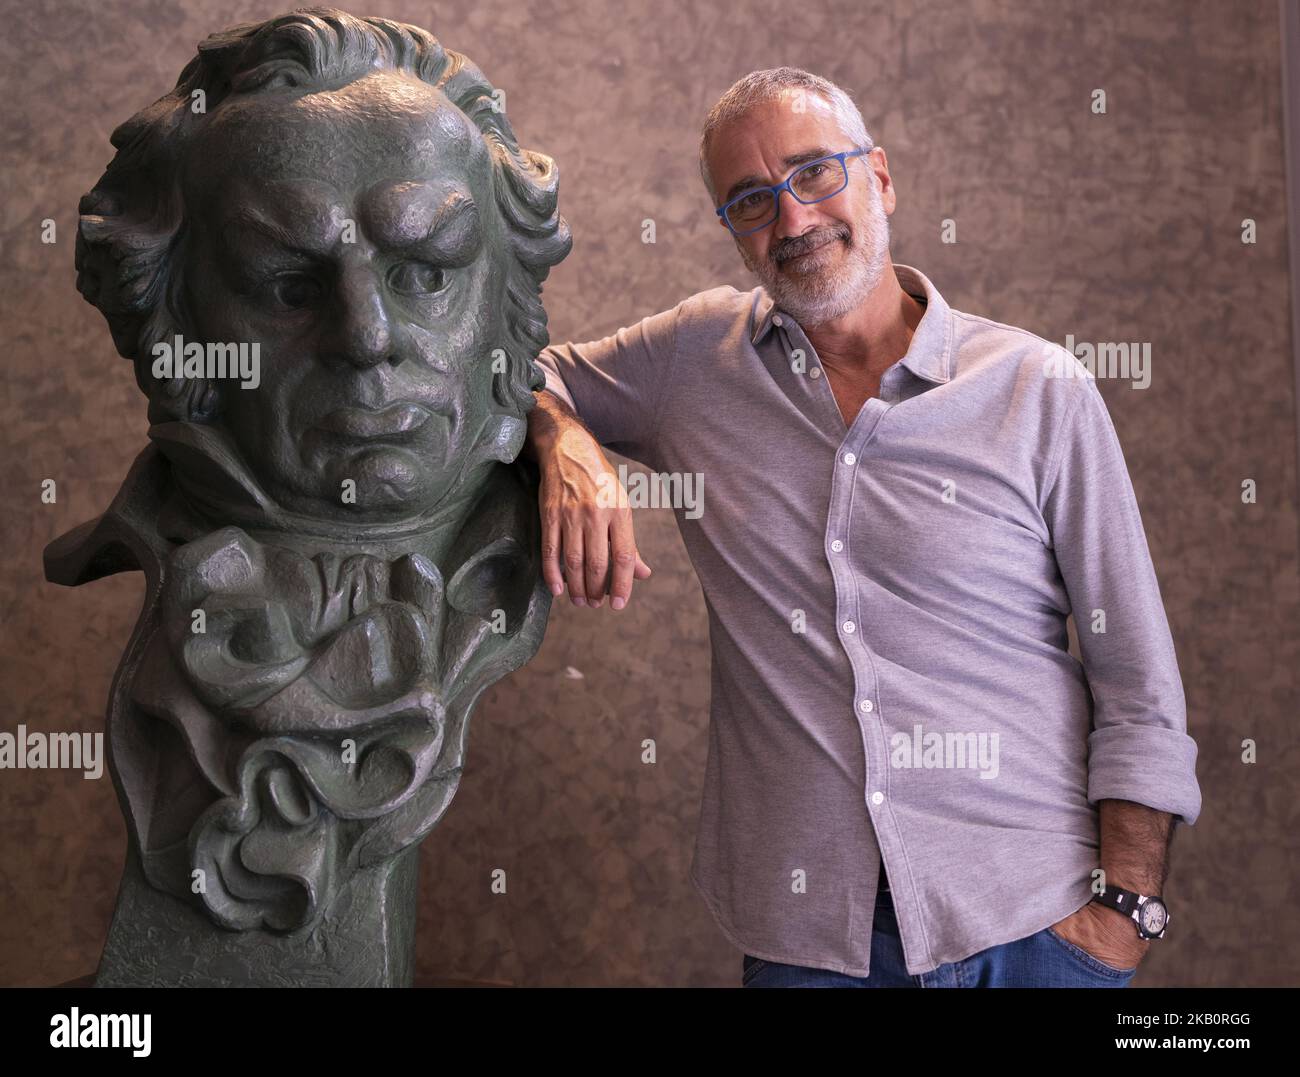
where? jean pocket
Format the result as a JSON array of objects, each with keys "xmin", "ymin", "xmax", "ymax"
[
  {"xmin": 741, "ymin": 954, "xmax": 770, "ymax": 986},
  {"xmin": 1045, "ymin": 926, "xmax": 1137, "ymax": 979}
]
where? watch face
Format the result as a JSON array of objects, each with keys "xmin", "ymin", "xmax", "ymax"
[{"xmin": 1140, "ymin": 898, "xmax": 1168, "ymax": 935}]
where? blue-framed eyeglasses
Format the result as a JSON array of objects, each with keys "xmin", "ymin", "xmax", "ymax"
[{"xmin": 716, "ymin": 145, "xmax": 872, "ymax": 236}]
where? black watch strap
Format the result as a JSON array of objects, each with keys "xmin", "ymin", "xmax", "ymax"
[
  {"xmin": 1091, "ymin": 884, "xmax": 1169, "ymax": 939},
  {"xmin": 1092, "ymin": 884, "xmax": 1141, "ymax": 915}
]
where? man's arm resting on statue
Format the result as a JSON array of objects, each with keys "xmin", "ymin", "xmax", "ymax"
[{"xmin": 524, "ymin": 388, "xmax": 651, "ymax": 610}]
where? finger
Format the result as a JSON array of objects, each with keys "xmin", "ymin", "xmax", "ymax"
[
  {"xmin": 583, "ymin": 518, "xmax": 610, "ymax": 607},
  {"xmin": 540, "ymin": 507, "xmax": 566, "ymax": 598},
  {"xmin": 634, "ymin": 554, "xmax": 653, "ymax": 580},
  {"xmin": 608, "ymin": 512, "xmax": 640, "ymax": 610},
  {"xmin": 562, "ymin": 516, "xmax": 587, "ymax": 606}
]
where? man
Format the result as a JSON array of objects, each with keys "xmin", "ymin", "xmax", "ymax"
[{"xmin": 526, "ymin": 67, "xmax": 1201, "ymax": 987}]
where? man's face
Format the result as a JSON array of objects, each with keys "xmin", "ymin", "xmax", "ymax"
[
  {"xmin": 707, "ymin": 91, "xmax": 894, "ymax": 325},
  {"xmin": 182, "ymin": 71, "xmax": 505, "ymax": 520}
]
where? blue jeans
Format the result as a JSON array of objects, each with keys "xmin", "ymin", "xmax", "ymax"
[{"xmin": 742, "ymin": 883, "xmax": 1137, "ymax": 988}]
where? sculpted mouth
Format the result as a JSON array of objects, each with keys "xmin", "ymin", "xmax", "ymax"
[{"xmin": 316, "ymin": 403, "xmax": 433, "ymax": 441}]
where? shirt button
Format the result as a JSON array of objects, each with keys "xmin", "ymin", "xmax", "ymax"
[
  {"xmin": 830, "ymin": 539, "xmax": 844, "ymax": 553},
  {"xmin": 871, "ymin": 791, "xmax": 884, "ymax": 805},
  {"xmin": 810, "ymin": 367, "xmax": 822, "ymax": 379},
  {"xmin": 842, "ymin": 452, "xmax": 856, "ymax": 465},
  {"xmin": 842, "ymin": 620, "xmax": 856, "ymax": 634},
  {"xmin": 859, "ymin": 699, "xmax": 874, "ymax": 713},
  {"xmin": 772, "ymin": 314, "xmax": 784, "ymax": 327}
]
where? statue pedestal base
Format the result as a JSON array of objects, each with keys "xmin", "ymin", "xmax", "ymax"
[{"xmin": 93, "ymin": 843, "xmax": 420, "ymax": 987}]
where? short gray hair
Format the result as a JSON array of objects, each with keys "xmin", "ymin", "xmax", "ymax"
[{"xmin": 699, "ymin": 67, "xmax": 873, "ymax": 203}]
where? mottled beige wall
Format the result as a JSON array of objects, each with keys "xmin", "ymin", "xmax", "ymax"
[{"xmin": 1, "ymin": 0, "xmax": 1296, "ymax": 987}]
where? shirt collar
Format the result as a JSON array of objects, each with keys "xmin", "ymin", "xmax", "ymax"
[{"xmin": 750, "ymin": 262, "xmax": 953, "ymax": 385}]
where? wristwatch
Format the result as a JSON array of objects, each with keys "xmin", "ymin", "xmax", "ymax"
[{"xmin": 1090, "ymin": 884, "xmax": 1170, "ymax": 940}]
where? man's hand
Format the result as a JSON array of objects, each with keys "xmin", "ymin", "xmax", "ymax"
[
  {"xmin": 1049, "ymin": 901, "xmax": 1151, "ymax": 971},
  {"xmin": 525, "ymin": 390, "xmax": 652, "ymax": 609}
]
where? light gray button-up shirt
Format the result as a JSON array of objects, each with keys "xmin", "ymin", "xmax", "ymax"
[{"xmin": 535, "ymin": 263, "xmax": 1201, "ymax": 976}]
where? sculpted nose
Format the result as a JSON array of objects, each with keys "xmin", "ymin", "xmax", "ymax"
[{"xmin": 329, "ymin": 269, "xmax": 401, "ymax": 370}]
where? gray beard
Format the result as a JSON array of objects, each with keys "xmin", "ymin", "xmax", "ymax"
[{"xmin": 743, "ymin": 187, "xmax": 892, "ymax": 328}]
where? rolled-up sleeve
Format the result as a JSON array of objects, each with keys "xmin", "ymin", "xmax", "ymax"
[
  {"xmin": 1041, "ymin": 373, "xmax": 1202, "ymax": 826},
  {"xmin": 533, "ymin": 300, "xmax": 683, "ymax": 471}
]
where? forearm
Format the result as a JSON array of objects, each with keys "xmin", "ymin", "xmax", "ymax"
[
  {"xmin": 523, "ymin": 387, "xmax": 588, "ymax": 462},
  {"xmin": 1098, "ymin": 798, "xmax": 1174, "ymax": 895},
  {"xmin": 523, "ymin": 387, "xmax": 651, "ymax": 606}
]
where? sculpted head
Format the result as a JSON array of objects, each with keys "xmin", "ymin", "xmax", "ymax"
[{"xmin": 76, "ymin": 8, "xmax": 570, "ymax": 522}]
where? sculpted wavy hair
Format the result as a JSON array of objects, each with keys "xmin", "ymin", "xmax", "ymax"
[{"xmin": 75, "ymin": 6, "xmax": 571, "ymax": 425}]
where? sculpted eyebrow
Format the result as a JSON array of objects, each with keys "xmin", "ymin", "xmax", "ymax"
[
  {"xmin": 226, "ymin": 210, "xmax": 327, "ymax": 259},
  {"xmin": 226, "ymin": 192, "xmax": 483, "ymax": 264},
  {"xmin": 396, "ymin": 191, "xmax": 482, "ymax": 265}
]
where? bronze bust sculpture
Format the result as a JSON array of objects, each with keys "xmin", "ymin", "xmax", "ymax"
[{"xmin": 45, "ymin": 7, "xmax": 569, "ymax": 986}]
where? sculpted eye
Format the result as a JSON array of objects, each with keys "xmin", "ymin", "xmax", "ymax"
[
  {"xmin": 388, "ymin": 261, "xmax": 448, "ymax": 296},
  {"xmin": 270, "ymin": 274, "xmax": 323, "ymax": 310}
]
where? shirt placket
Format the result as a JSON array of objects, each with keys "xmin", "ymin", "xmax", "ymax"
[{"xmin": 777, "ymin": 315, "xmax": 933, "ymax": 973}]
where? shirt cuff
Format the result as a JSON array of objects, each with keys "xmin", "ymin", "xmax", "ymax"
[
  {"xmin": 536, "ymin": 360, "xmax": 577, "ymax": 412},
  {"xmin": 1086, "ymin": 724, "xmax": 1202, "ymax": 826}
]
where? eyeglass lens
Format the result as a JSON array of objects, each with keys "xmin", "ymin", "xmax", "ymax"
[{"xmin": 725, "ymin": 156, "xmax": 849, "ymax": 231}]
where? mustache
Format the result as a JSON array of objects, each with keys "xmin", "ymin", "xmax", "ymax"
[{"xmin": 772, "ymin": 224, "xmax": 850, "ymax": 264}]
